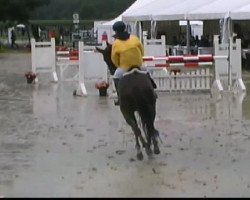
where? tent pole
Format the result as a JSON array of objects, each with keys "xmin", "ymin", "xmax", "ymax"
[
  {"xmin": 228, "ymin": 18, "xmax": 232, "ymax": 91},
  {"xmin": 138, "ymin": 21, "xmax": 142, "ymax": 42},
  {"xmin": 186, "ymin": 20, "xmax": 191, "ymax": 55}
]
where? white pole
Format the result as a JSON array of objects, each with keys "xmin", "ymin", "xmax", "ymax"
[
  {"xmin": 186, "ymin": 20, "xmax": 191, "ymax": 55},
  {"xmin": 228, "ymin": 18, "xmax": 232, "ymax": 91}
]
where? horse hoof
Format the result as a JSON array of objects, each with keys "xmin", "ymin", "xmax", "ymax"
[
  {"xmin": 146, "ymin": 148, "xmax": 153, "ymax": 156},
  {"xmin": 154, "ymin": 147, "xmax": 160, "ymax": 155},
  {"xmin": 154, "ymin": 129, "xmax": 160, "ymax": 137},
  {"xmin": 137, "ymin": 152, "xmax": 143, "ymax": 160}
]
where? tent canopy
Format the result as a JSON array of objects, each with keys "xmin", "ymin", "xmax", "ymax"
[
  {"xmin": 99, "ymin": 0, "xmax": 250, "ymax": 44},
  {"xmin": 153, "ymin": 0, "xmax": 217, "ymax": 21},
  {"xmin": 101, "ymin": 0, "xmax": 156, "ymax": 26},
  {"xmin": 187, "ymin": 0, "xmax": 250, "ymax": 20},
  {"xmin": 231, "ymin": 3, "xmax": 250, "ymax": 19},
  {"xmin": 121, "ymin": 0, "xmax": 250, "ymax": 22},
  {"xmin": 122, "ymin": 0, "xmax": 182, "ymax": 22},
  {"xmin": 96, "ymin": 0, "xmax": 156, "ymax": 43}
]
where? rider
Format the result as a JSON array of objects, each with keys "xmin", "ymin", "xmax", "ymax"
[{"xmin": 111, "ymin": 21, "xmax": 157, "ymax": 105}]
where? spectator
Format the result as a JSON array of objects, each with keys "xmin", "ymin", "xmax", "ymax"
[
  {"xmin": 11, "ymin": 29, "xmax": 18, "ymax": 48},
  {"xmin": 31, "ymin": 25, "xmax": 40, "ymax": 41},
  {"xmin": 198, "ymin": 35, "xmax": 210, "ymax": 47}
]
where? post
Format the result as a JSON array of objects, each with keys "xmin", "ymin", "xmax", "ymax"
[
  {"xmin": 186, "ymin": 20, "xmax": 191, "ymax": 55},
  {"xmin": 228, "ymin": 37, "xmax": 232, "ymax": 91}
]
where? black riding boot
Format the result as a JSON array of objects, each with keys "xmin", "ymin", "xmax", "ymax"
[
  {"xmin": 146, "ymin": 72, "xmax": 157, "ymax": 89},
  {"xmin": 146, "ymin": 73, "xmax": 158, "ymax": 99},
  {"xmin": 113, "ymin": 78, "xmax": 120, "ymax": 106}
]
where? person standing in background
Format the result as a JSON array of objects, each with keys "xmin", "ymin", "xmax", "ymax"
[{"xmin": 11, "ymin": 29, "xmax": 18, "ymax": 48}]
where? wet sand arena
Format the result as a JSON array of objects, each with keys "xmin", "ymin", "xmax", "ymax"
[{"xmin": 1, "ymin": 52, "xmax": 250, "ymax": 197}]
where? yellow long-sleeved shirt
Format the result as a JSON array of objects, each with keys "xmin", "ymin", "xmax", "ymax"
[{"xmin": 111, "ymin": 35, "xmax": 144, "ymax": 70}]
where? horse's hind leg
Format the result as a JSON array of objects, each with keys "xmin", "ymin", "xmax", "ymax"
[
  {"xmin": 131, "ymin": 121, "xmax": 146, "ymax": 160},
  {"xmin": 152, "ymin": 129, "xmax": 160, "ymax": 154},
  {"xmin": 147, "ymin": 104, "xmax": 160, "ymax": 155},
  {"xmin": 121, "ymin": 110, "xmax": 146, "ymax": 160},
  {"xmin": 146, "ymin": 123, "xmax": 160, "ymax": 155},
  {"xmin": 143, "ymin": 123, "xmax": 153, "ymax": 156}
]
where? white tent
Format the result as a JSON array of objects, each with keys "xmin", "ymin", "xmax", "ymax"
[
  {"xmin": 231, "ymin": 2, "xmax": 250, "ymax": 19},
  {"xmin": 121, "ymin": 0, "xmax": 250, "ymax": 22},
  {"xmin": 123, "ymin": 0, "xmax": 215, "ymax": 22},
  {"xmin": 97, "ymin": 0, "xmax": 250, "ymax": 45},
  {"xmin": 122, "ymin": 0, "xmax": 218, "ymax": 22},
  {"xmin": 96, "ymin": 0, "xmax": 155, "ymax": 43},
  {"xmin": 184, "ymin": 0, "xmax": 250, "ymax": 44},
  {"xmin": 102, "ymin": 0, "xmax": 156, "ymax": 26},
  {"xmin": 122, "ymin": 0, "xmax": 181, "ymax": 22},
  {"xmin": 186, "ymin": 0, "xmax": 250, "ymax": 20},
  {"xmin": 153, "ymin": 0, "xmax": 217, "ymax": 21}
]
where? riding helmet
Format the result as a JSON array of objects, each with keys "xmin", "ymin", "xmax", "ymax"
[{"xmin": 112, "ymin": 21, "xmax": 126, "ymax": 33}]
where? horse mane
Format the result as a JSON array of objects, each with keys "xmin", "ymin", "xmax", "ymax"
[{"xmin": 95, "ymin": 42, "xmax": 116, "ymax": 75}]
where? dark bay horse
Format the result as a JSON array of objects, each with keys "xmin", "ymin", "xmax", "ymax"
[{"xmin": 96, "ymin": 42, "xmax": 160, "ymax": 160}]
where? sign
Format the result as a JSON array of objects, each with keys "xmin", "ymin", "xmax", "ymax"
[
  {"xmin": 73, "ymin": 12, "xmax": 79, "ymax": 24},
  {"xmin": 101, "ymin": 31, "xmax": 108, "ymax": 41}
]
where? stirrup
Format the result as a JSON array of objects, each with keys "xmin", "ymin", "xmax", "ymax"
[
  {"xmin": 154, "ymin": 91, "xmax": 158, "ymax": 99},
  {"xmin": 147, "ymin": 72, "xmax": 157, "ymax": 89},
  {"xmin": 114, "ymin": 99, "xmax": 119, "ymax": 106},
  {"xmin": 109, "ymin": 92, "xmax": 118, "ymax": 99}
]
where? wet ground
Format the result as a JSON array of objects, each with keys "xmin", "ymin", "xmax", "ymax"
[{"xmin": 1, "ymin": 52, "xmax": 250, "ymax": 197}]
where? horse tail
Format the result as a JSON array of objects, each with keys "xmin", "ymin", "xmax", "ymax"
[{"xmin": 133, "ymin": 87, "xmax": 156, "ymax": 133}]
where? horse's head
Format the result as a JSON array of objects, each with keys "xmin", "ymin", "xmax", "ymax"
[{"xmin": 96, "ymin": 41, "xmax": 116, "ymax": 75}]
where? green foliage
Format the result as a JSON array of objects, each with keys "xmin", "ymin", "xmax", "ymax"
[
  {"xmin": 31, "ymin": 0, "xmax": 136, "ymax": 20},
  {"xmin": 0, "ymin": 0, "xmax": 51, "ymax": 23},
  {"xmin": 0, "ymin": 0, "xmax": 136, "ymax": 25}
]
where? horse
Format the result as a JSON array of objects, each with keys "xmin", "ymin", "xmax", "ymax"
[{"xmin": 96, "ymin": 42, "xmax": 160, "ymax": 160}]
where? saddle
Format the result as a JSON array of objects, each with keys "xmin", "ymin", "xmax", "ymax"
[
  {"xmin": 123, "ymin": 67, "xmax": 147, "ymax": 77},
  {"xmin": 123, "ymin": 67, "xmax": 157, "ymax": 89}
]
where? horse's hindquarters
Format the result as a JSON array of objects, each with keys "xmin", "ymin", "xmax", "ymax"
[{"xmin": 118, "ymin": 72, "xmax": 160, "ymax": 159}]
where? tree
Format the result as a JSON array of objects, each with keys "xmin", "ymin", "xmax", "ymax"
[
  {"xmin": 30, "ymin": 0, "xmax": 135, "ymax": 20},
  {"xmin": 0, "ymin": 0, "xmax": 51, "ymax": 45},
  {"xmin": 0, "ymin": 0, "xmax": 51, "ymax": 23}
]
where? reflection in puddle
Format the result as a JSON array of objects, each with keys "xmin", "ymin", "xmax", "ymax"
[{"xmin": 155, "ymin": 91, "xmax": 250, "ymax": 139}]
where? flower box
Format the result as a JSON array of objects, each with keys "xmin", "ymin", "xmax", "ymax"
[
  {"xmin": 98, "ymin": 88, "xmax": 107, "ymax": 96},
  {"xmin": 95, "ymin": 81, "xmax": 109, "ymax": 96},
  {"xmin": 25, "ymin": 72, "xmax": 37, "ymax": 84}
]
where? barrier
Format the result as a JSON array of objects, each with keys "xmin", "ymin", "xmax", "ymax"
[
  {"xmin": 143, "ymin": 35, "xmax": 166, "ymax": 67},
  {"xmin": 56, "ymin": 49, "xmax": 79, "ymax": 81},
  {"xmin": 31, "ymin": 38, "xmax": 58, "ymax": 82},
  {"xmin": 172, "ymin": 46, "xmax": 188, "ymax": 56},
  {"xmin": 213, "ymin": 35, "xmax": 246, "ymax": 92},
  {"xmin": 142, "ymin": 55, "xmax": 225, "ymax": 92},
  {"xmin": 31, "ymin": 39, "xmax": 79, "ymax": 83},
  {"xmin": 142, "ymin": 35, "xmax": 246, "ymax": 93},
  {"xmin": 75, "ymin": 41, "xmax": 108, "ymax": 96},
  {"xmin": 142, "ymin": 37, "xmax": 213, "ymax": 92},
  {"xmin": 143, "ymin": 54, "xmax": 224, "ymax": 63},
  {"xmin": 31, "ymin": 35, "xmax": 246, "ymax": 95},
  {"xmin": 198, "ymin": 47, "xmax": 214, "ymax": 55}
]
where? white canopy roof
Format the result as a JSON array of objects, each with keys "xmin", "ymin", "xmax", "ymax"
[
  {"xmin": 121, "ymin": 0, "xmax": 250, "ymax": 22},
  {"xmin": 187, "ymin": 0, "xmax": 250, "ymax": 20},
  {"xmin": 231, "ymin": 2, "xmax": 250, "ymax": 19},
  {"xmin": 122, "ymin": 0, "xmax": 183, "ymax": 21},
  {"xmin": 153, "ymin": 0, "xmax": 217, "ymax": 21},
  {"xmin": 102, "ymin": 0, "xmax": 156, "ymax": 26}
]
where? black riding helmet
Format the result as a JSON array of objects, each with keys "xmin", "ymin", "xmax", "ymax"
[{"xmin": 112, "ymin": 21, "xmax": 126, "ymax": 33}]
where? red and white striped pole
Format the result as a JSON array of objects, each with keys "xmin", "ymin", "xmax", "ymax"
[{"xmin": 143, "ymin": 55, "xmax": 228, "ymax": 69}]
